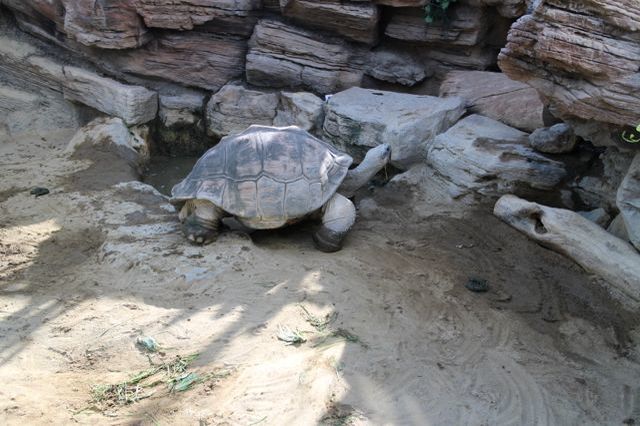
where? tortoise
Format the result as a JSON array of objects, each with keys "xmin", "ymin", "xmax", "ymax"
[{"xmin": 170, "ymin": 125, "xmax": 391, "ymax": 252}]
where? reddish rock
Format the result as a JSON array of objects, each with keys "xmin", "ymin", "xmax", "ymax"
[
  {"xmin": 246, "ymin": 19, "xmax": 366, "ymax": 94},
  {"xmin": 135, "ymin": 0, "xmax": 262, "ymax": 31},
  {"xmin": 1, "ymin": 0, "xmax": 65, "ymax": 29},
  {"xmin": 385, "ymin": 5, "xmax": 488, "ymax": 47},
  {"xmin": 61, "ymin": 0, "xmax": 151, "ymax": 49},
  {"xmin": 499, "ymin": 0, "xmax": 640, "ymax": 129},
  {"xmin": 440, "ymin": 71, "xmax": 545, "ymax": 132},
  {"xmin": 63, "ymin": 66, "xmax": 158, "ymax": 125},
  {"xmin": 279, "ymin": 0, "xmax": 381, "ymax": 45},
  {"xmin": 104, "ymin": 32, "xmax": 247, "ymax": 91}
]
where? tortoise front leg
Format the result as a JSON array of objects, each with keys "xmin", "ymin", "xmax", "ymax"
[
  {"xmin": 313, "ymin": 193, "xmax": 356, "ymax": 252},
  {"xmin": 178, "ymin": 200, "xmax": 224, "ymax": 245}
]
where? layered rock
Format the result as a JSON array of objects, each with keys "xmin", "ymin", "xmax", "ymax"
[
  {"xmin": 61, "ymin": 0, "xmax": 151, "ymax": 49},
  {"xmin": 440, "ymin": 71, "xmax": 545, "ymax": 132},
  {"xmin": 427, "ymin": 114, "xmax": 566, "ymax": 198},
  {"xmin": 104, "ymin": 32, "xmax": 247, "ymax": 92},
  {"xmin": 273, "ymin": 92, "xmax": 325, "ymax": 133},
  {"xmin": 135, "ymin": 0, "xmax": 262, "ymax": 31},
  {"xmin": 0, "ymin": 36, "xmax": 65, "ymax": 93},
  {"xmin": 246, "ymin": 19, "xmax": 366, "ymax": 94},
  {"xmin": 385, "ymin": 5, "xmax": 488, "ymax": 47},
  {"xmin": 323, "ymin": 87, "xmax": 465, "ymax": 168},
  {"xmin": 279, "ymin": 0, "xmax": 381, "ymax": 45},
  {"xmin": 498, "ymin": 0, "xmax": 640, "ymax": 133},
  {"xmin": 206, "ymin": 83, "xmax": 279, "ymax": 138},
  {"xmin": 63, "ymin": 66, "xmax": 157, "ymax": 125},
  {"xmin": 0, "ymin": 34, "xmax": 158, "ymax": 126},
  {"xmin": 427, "ymin": 46, "xmax": 498, "ymax": 71},
  {"xmin": 365, "ymin": 47, "xmax": 429, "ymax": 86},
  {"xmin": 189, "ymin": 10, "xmax": 262, "ymax": 38}
]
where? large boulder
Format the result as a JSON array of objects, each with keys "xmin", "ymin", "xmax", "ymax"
[
  {"xmin": 62, "ymin": 66, "xmax": 158, "ymax": 125},
  {"xmin": 273, "ymin": 92, "xmax": 325, "ymax": 133},
  {"xmin": 322, "ymin": 87, "xmax": 465, "ymax": 168},
  {"xmin": 617, "ymin": 153, "xmax": 640, "ymax": 251},
  {"xmin": 279, "ymin": 0, "xmax": 381, "ymax": 45},
  {"xmin": 206, "ymin": 83, "xmax": 279, "ymax": 138},
  {"xmin": 498, "ymin": 0, "xmax": 640, "ymax": 134},
  {"xmin": 66, "ymin": 117, "xmax": 150, "ymax": 171},
  {"xmin": 0, "ymin": 32, "xmax": 158, "ymax": 126},
  {"xmin": 439, "ymin": 71, "xmax": 545, "ymax": 132},
  {"xmin": 427, "ymin": 114, "xmax": 566, "ymax": 198},
  {"xmin": 246, "ymin": 19, "xmax": 366, "ymax": 94}
]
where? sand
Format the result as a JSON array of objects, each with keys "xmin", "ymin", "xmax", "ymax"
[{"xmin": 0, "ymin": 97, "xmax": 639, "ymax": 426}]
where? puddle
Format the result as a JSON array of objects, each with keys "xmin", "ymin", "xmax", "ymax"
[{"xmin": 143, "ymin": 155, "xmax": 199, "ymax": 196}]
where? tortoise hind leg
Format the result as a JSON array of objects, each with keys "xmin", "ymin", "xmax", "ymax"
[
  {"xmin": 178, "ymin": 200, "xmax": 224, "ymax": 245},
  {"xmin": 313, "ymin": 193, "xmax": 356, "ymax": 252}
]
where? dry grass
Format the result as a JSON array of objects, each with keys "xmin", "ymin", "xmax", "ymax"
[{"xmin": 87, "ymin": 353, "xmax": 233, "ymax": 414}]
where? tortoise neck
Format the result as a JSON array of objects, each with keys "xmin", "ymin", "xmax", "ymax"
[{"xmin": 338, "ymin": 155, "xmax": 385, "ymax": 198}]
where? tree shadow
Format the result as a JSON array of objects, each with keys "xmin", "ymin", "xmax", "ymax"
[{"xmin": 2, "ymin": 124, "xmax": 640, "ymax": 424}]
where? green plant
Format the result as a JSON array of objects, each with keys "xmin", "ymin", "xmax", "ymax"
[
  {"xmin": 85, "ymin": 354, "xmax": 233, "ymax": 414},
  {"xmin": 424, "ymin": 0, "xmax": 457, "ymax": 24},
  {"xmin": 621, "ymin": 123, "xmax": 640, "ymax": 144}
]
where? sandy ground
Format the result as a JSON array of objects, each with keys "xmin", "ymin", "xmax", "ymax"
[{"xmin": 1, "ymin": 101, "xmax": 640, "ymax": 426}]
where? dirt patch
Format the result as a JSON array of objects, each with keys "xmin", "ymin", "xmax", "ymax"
[
  {"xmin": 0, "ymin": 187, "xmax": 21, "ymax": 204},
  {"xmin": 27, "ymin": 227, "xmax": 105, "ymax": 276},
  {"xmin": 1, "ymin": 104, "xmax": 639, "ymax": 425},
  {"xmin": 66, "ymin": 147, "xmax": 140, "ymax": 193}
]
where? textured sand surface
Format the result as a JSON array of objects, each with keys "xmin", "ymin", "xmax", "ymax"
[{"xmin": 1, "ymin": 97, "xmax": 639, "ymax": 426}]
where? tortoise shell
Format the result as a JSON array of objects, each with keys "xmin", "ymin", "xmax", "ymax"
[{"xmin": 170, "ymin": 125, "xmax": 353, "ymax": 228}]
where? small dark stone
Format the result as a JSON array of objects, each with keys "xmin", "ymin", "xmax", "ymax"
[
  {"xmin": 622, "ymin": 418, "xmax": 635, "ymax": 425},
  {"xmin": 465, "ymin": 277, "xmax": 489, "ymax": 293},
  {"xmin": 30, "ymin": 187, "xmax": 50, "ymax": 197}
]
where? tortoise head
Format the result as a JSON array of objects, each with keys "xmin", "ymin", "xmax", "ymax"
[{"xmin": 364, "ymin": 143, "xmax": 391, "ymax": 169}]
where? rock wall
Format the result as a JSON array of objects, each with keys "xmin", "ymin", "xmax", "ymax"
[
  {"xmin": 0, "ymin": 0, "xmax": 522, "ymax": 96},
  {"xmin": 0, "ymin": 0, "xmax": 529, "ymax": 156},
  {"xmin": 499, "ymin": 0, "xmax": 640, "ymax": 147},
  {"xmin": 1, "ymin": 0, "xmax": 639, "ymax": 259}
]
